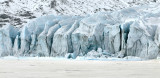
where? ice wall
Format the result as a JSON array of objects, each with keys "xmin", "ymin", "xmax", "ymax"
[{"xmin": 0, "ymin": 6, "xmax": 160, "ymax": 59}]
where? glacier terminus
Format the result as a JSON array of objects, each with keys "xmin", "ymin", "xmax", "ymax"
[{"xmin": 0, "ymin": 4, "xmax": 160, "ymax": 60}]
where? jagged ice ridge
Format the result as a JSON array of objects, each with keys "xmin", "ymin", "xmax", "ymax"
[{"xmin": 0, "ymin": 5, "xmax": 160, "ymax": 59}]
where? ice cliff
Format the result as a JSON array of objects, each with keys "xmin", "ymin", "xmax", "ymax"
[{"xmin": 0, "ymin": 5, "xmax": 160, "ymax": 59}]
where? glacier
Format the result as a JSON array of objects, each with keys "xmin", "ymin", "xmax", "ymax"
[{"xmin": 0, "ymin": 5, "xmax": 160, "ymax": 60}]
